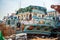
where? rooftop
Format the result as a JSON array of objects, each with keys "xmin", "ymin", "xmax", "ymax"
[{"xmin": 16, "ymin": 5, "xmax": 47, "ymax": 14}]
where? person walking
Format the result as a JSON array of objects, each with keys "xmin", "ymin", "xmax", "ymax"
[{"xmin": 16, "ymin": 21, "xmax": 21, "ymax": 30}]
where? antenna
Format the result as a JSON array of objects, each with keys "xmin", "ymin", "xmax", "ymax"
[
  {"xmin": 20, "ymin": 0, "xmax": 21, "ymax": 8},
  {"xmin": 43, "ymin": 1, "xmax": 45, "ymax": 7}
]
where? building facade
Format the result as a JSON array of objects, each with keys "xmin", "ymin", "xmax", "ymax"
[{"xmin": 16, "ymin": 5, "xmax": 47, "ymax": 21}]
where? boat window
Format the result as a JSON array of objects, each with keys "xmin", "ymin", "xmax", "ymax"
[
  {"xmin": 44, "ymin": 28, "xmax": 48, "ymax": 31},
  {"xmin": 36, "ymin": 26, "xmax": 40, "ymax": 30},
  {"xmin": 27, "ymin": 26, "xmax": 34, "ymax": 30}
]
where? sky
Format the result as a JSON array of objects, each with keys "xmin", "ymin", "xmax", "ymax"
[{"xmin": 0, "ymin": 0, "xmax": 60, "ymax": 20}]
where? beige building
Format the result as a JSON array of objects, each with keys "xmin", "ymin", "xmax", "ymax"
[
  {"xmin": 47, "ymin": 11, "xmax": 58, "ymax": 17},
  {"xmin": 17, "ymin": 11, "xmax": 46, "ymax": 21},
  {"xmin": 16, "ymin": 5, "xmax": 47, "ymax": 21},
  {"xmin": 17, "ymin": 10, "xmax": 59, "ymax": 21},
  {"xmin": 17, "ymin": 12, "xmax": 30, "ymax": 21}
]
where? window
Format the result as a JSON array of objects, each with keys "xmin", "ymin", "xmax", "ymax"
[
  {"xmin": 33, "ymin": 13, "xmax": 37, "ymax": 16},
  {"xmin": 36, "ymin": 26, "xmax": 40, "ymax": 30},
  {"xmin": 38, "ymin": 15, "xmax": 41, "ymax": 17},
  {"xmin": 24, "ymin": 15, "xmax": 25, "ymax": 17},
  {"xmin": 42, "ymin": 15, "xmax": 44, "ymax": 17},
  {"xmin": 21, "ymin": 15, "xmax": 23, "ymax": 17},
  {"xmin": 7, "ymin": 19, "xmax": 10, "ymax": 25}
]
